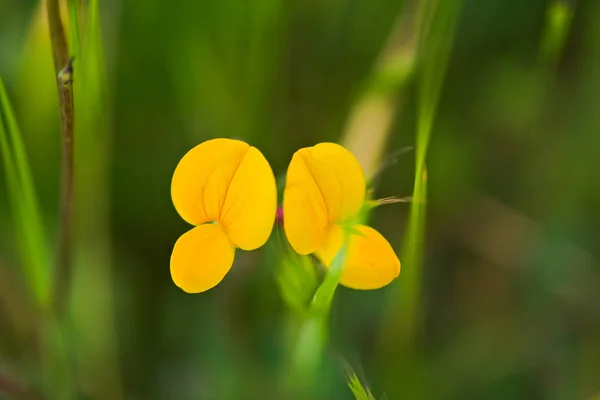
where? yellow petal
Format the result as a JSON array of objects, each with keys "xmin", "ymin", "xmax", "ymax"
[
  {"xmin": 171, "ymin": 138, "xmax": 249, "ymax": 226},
  {"xmin": 170, "ymin": 223, "xmax": 235, "ymax": 293},
  {"xmin": 283, "ymin": 150, "xmax": 329, "ymax": 254},
  {"xmin": 317, "ymin": 224, "xmax": 400, "ymax": 290},
  {"xmin": 283, "ymin": 143, "xmax": 366, "ymax": 254},
  {"xmin": 300, "ymin": 143, "xmax": 366, "ymax": 222},
  {"xmin": 220, "ymin": 146, "xmax": 277, "ymax": 250}
]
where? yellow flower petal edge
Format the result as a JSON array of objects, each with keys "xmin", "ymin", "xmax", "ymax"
[
  {"xmin": 283, "ymin": 142, "xmax": 365, "ymax": 255},
  {"xmin": 317, "ymin": 225, "xmax": 400, "ymax": 290},
  {"xmin": 171, "ymin": 138, "xmax": 249, "ymax": 226},
  {"xmin": 221, "ymin": 146, "xmax": 277, "ymax": 250},
  {"xmin": 170, "ymin": 138, "xmax": 277, "ymax": 293},
  {"xmin": 283, "ymin": 149, "xmax": 329, "ymax": 254},
  {"xmin": 302, "ymin": 143, "xmax": 365, "ymax": 223},
  {"xmin": 170, "ymin": 224, "xmax": 235, "ymax": 293}
]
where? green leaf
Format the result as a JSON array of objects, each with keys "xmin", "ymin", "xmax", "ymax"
[
  {"xmin": 0, "ymin": 74, "xmax": 51, "ymax": 308},
  {"xmin": 340, "ymin": 357, "xmax": 377, "ymax": 400},
  {"xmin": 348, "ymin": 372, "xmax": 376, "ymax": 400},
  {"xmin": 67, "ymin": 0, "xmax": 125, "ymax": 397}
]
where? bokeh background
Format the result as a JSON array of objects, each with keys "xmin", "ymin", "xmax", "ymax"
[{"xmin": 1, "ymin": 0, "xmax": 600, "ymax": 399}]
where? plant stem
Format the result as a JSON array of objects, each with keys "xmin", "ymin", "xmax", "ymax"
[
  {"xmin": 47, "ymin": 0, "xmax": 75, "ymax": 315},
  {"xmin": 290, "ymin": 240, "xmax": 347, "ymax": 393},
  {"xmin": 45, "ymin": 4, "xmax": 77, "ymax": 396}
]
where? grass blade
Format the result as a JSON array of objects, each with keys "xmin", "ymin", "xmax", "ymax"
[
  {"xmin": 68, "ymin": 0, "xmax": 124, "ymax": 397},
  {"xmin": 0, "ymin": 75, "xmax": 51, "ymax": 309},
  {"xmin": 341, "ymin": 359, "xmax": 377, "ymax": 400},
  {"xmin": 394, "ymin": 0, "xmax": 460, "ymax": 359},
  {"xmin": 402, "ymin": 0, "xmax": 461, "ymax": 349},
  {"xmin": 68, "ymin": 0, "xmax": 81, "ymax": 60},
  {"xmin": 378, "ymin": 0, "xmax": 462, "ymax": 375}
]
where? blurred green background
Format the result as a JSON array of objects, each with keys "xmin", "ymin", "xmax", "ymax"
[{"xmin": 1, "ymin": 0, "xmax": 600, "ymax": 399}]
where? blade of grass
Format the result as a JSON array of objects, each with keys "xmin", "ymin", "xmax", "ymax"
[
  {"xmin": 1, "ymin": 73, "xmax": 75, "ymax": 400},
  {"xmin": 339, "ymin": 357, "xmax": 377, "ymax": 400},
  {"xmin": 348, "ymin": 372, "xmax": 376, "ymax": 400},
  {"xmin": 68, "ymin": 0, "xmax": 81, "ymax": 60},
  {"xmin": 406, "ymin": 0, "xmax": 460, "ymax": 350},
  {"xmin": 405, "ymin": 0, "xmax": 461, "ymax": 349},
  {"xmin": 380, "ymin": 0, "xmax": 462, "ymax": 367},
  {"xmin": 0, "ymin": 75, "xmax": 51, "ymax": 309},
  {"xmin": 415, "ymin": 0, "xmax": 462, "ymax": 163},
  {"xmin": 68, "ymin": 0, "xmax": 123, "ymax": 397}
]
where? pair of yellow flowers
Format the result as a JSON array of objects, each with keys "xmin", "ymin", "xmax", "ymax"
[{"xmin": 170, "ymin": 139, "xmax": 400, "ymax": 293}]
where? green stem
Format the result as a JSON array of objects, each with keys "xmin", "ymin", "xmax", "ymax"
[
  {"xmin": 291, "ymin": 238, "xmax": 348, "ymax": 392},
  {"xmin": 377, "ymin": 2, "xmax": 462, "ymax": 389},
  {"xmin": 401, "ymin": 0, "xmax": 461, "ymax": 350},
  {"xmin": 47, "ymin": 0, "xmax": 75, "ymax": 316},
  {"xmin": 44, "ymin": 2, "xmax": 77, "ymax": 399},
  {"xmin": 0, "ymin": 76, "xmax": 51, "ymax": 308},
  {"xmin": 310, "ymin": 241, "xmax": 348, "ymax": 315}
]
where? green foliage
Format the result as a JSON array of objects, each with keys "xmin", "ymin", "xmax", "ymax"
[
  {"xmin": 287, "ymin": 241, "xmax": 348, "ymax": 390},
  {"xmin": 346, "ymin": 368, "xmax": 377, "ymax": 400},
  {"xmin": 1, "ymin": 0, "xmax": 599, "ymax": 398},
  {"xmin": 68, "ymin": 0, "xmax": 81, "ymax": 59},
  {"xmin": 399, "ymin": 0, "xmax": 462, "ymax": 349},
  {"xmin": 540, "ymin": 0, "xmax": 574, "ymax": 65},
  {"xmin": 0, "ymin": 75, "xmax": 51, "ymax": 308},
  {"xmin": 69, "ymin": 0, "xmax": 124, "ymax": 398},
  {"xmin": 275, "ymin": 244, "xmax": 320, "ymax": 315}
]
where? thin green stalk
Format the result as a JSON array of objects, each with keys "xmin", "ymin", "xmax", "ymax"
[
  {"xmin": 47, "ymin": 0, "xmax": 75, "ymax": 315},
  {"xmin": 401, "ymin": 0, "xmax": 461, "ymax": 352},
  {"xmin": 310, "ymin": 239, "xmax": 348, "ymax": 315},
  {"xmin": 0, "ymin": 74, "xmax": 75, "ymax": 399},
  {"xmin": 68, "ymin": 0, "xmax": 123, "ymax": 397},
  {"xmin": 0, "ymin": 75, "xmax": 51, "ymax": 308},
  {"xmin": 68, "ymin": 0, "xmax": 81, "ymax": 60},
  {"xmin": 378, "ymin": 0, "xmax": 461, "ymax": 366},
  {"xmin": 44, "ymin": 1, "xmax": 78, "ymax": 398},
  {"xmin": 291, "ymin": 240, "xmax": 348, "ymax": 390}
]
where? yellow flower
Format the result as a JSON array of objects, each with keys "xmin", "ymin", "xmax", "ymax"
[
  {"xmin": 283, "ymin": 143, "xmax": 400, "ymax": 290},
  {"xmin": 170, "ymin": 138, "xmax": 277, "ymax": 293}
]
